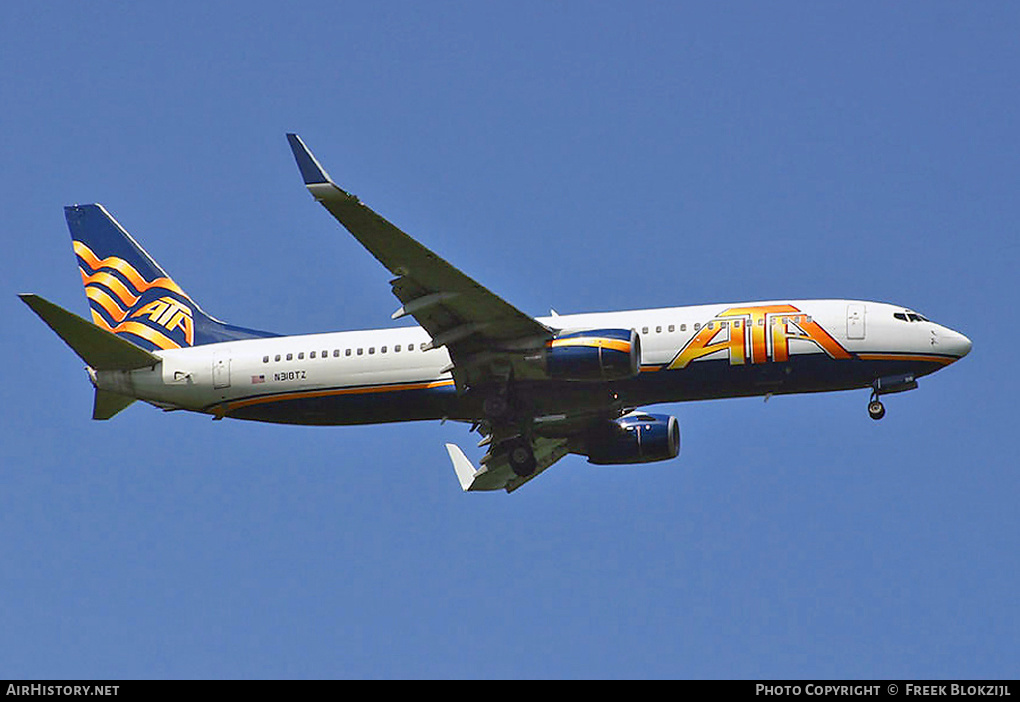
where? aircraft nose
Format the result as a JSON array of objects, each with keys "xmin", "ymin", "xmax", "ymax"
[{"xmin": 943, "ymin": 327, "xmax": 972, "ymax": 359}]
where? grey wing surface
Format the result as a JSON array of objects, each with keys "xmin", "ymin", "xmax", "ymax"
[
  {"xmin": 286, "ymin": 134, "xmax": 552, "ymax": 392},
  {"xmin": 286, "ymin": 134, "xmax": 609, "ymax": 493}
]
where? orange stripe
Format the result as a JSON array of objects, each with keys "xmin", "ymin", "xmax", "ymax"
[
  {"xmin": 80, "ymin": 268, "xmax": 142, "ymax": 309},
  {"xmin": 224, "ymin": 379, "xmax": 456, "ymax": 413},
  {"xmin": 84, "ymin": 285, "xmax": 132, "ymax": 322},
  {"xmin": 858, "ymin": 353, "xmax": 955, "ymax": 365},
  {"xmin": 74, "ymin": 241, "xmax": 189, "ymax": 299},
  {"xmin": 91, "ymin": 315, "xmax": 181, "ymax": 350}
]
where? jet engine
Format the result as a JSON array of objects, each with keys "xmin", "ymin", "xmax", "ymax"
[
  {"xmin": 543, "ymin": 328, "xmax": 640, "ymax": 382},
  {"xmin": 583, "ymin": 412, "xmax": 681, "ymax": 465}
]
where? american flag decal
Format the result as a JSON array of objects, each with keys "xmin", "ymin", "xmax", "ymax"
[{"xmin": 251, "ymin": 375, "xmax": 265, "ymax": 384}]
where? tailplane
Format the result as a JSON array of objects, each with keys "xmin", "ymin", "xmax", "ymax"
[
  {"xmin": 67, "ymin": 204, "xmax": 275, "ymax": 351},
  {"xmin": 19, "ymin": 293, "xmax": 159, "ymax": 370},
  {"xmin": 19, "ymin": 293, "xmax": 157, "ymax": 420}
]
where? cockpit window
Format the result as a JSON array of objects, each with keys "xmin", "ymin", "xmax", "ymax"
[{"xmin": 894, "ymin": 311, "xmax": 930, "ymax": 323}]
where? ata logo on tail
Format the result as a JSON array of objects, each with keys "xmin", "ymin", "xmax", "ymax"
[
  {"xmin": 75, "ymin": 240, "xmax": 195, "ymax": 350},
  {"xmin": 669, "ymin": 304, "xmax": 852, "ymax": 369},
  {"xmin": 130, "ymin": 296, "xmax": 194, "ymax": 346}
]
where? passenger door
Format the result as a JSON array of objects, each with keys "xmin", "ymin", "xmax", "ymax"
[{"xmin": 212, "ymin": 351, "xmax": 231, "ymax": 389}]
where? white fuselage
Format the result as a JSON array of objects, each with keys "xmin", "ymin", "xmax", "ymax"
[{"xmin": 94, "ymin": 299, "xmax": 971, "ymax": 426}]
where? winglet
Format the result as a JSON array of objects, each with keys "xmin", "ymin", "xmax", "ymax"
[
  {"xmin": 445, "ymin": 443, "xmax": 486, "ymax": 492},
  {"xmin": 286, "ymin": 133, "xmax": 333, "ymax": 186}
]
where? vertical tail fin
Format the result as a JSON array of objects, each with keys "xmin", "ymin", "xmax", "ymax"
[{"xmin": 67, "ymin": 204, "xmax": 276, "ymax": 351}]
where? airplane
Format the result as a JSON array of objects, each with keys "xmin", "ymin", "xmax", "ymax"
[{"xmin": 20, "ymin": 134, "xmax": 973, "ymax": 493}]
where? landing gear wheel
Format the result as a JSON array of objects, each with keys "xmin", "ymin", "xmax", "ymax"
[
  {"xmin": 868, "ymin": 399, "xmax": 886, "ymax": 421},
  {"xmin": 507, "ymin": 439, "xmax": 537, "ymax": 477}
]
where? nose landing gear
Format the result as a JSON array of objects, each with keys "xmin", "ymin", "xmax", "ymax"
[
  {"xmin": 868, "ymin": 395, "xmax": 886, "ymax": 421},
  {"xmin": 866, "ymin": 374, "xmax": 918, "ymax": 420}
]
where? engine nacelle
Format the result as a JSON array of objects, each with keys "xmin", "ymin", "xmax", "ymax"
[
  {"xmin": 544, "ymin": 328, "xmax": 640, "ymax": 382},
  {"xmin": 584, "ymin": 413, "xmax": 681, "ymax": 465}
]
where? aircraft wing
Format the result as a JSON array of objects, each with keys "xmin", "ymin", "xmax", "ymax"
[{"xmin": 286, "ymin": 134, "xmax": 553, "ymax": 390}]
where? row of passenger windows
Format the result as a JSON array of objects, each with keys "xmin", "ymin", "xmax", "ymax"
[
  {"xmin": 639, "ymin": 316, "xmax": 811, "ymax": 335},
  {"xmin": 263, "ymin": 342, "xmax": 430, "ymax": 363},
  {"xmin": 261, "ymin": 316, "xmax": 818, "ymax": 363}
]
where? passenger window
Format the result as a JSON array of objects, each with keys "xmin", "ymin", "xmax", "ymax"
[
  {"xmin": 381, "ymin": 346, "xmax": 387, "ymax": 354},
  {"xmin": 420, "ymin": 343, "xmax": 427, "ymax": 351},
  {"xmin": 694, "ymin": 323, "xmax": 700, "ymax": 331},
  {"xmin": 286, "ymin": 353, "xmax": 293, "ymax": 361},
  {"xmin": 275, "ymin": 354, "xmax": 281, "ymax": 362},
  {"xmin": 345, "ymin": 349, "xmax": 352, "ymax": 357},
  {"xmin": 368, "ymin": 347, "xmax": 375, "ymax": 355},
  {"xmin": 263, "ymin": 356, "xmax": 269, "ymax": 363},
  {"xmin": 668, "ymin": 325, "xmax": 675, "ymax": 333},
  {"xmin": 395, "ymin": 344, "xmax": 401, "ymax": 352},
  {"xmin": 298, "ymin": 352, "xmax": 305, "ymax": 360},
  {"xmin": 333, "ymin": 349, "xmax": 340, "ymax": 357},
  {"xmin": 310, "ymin": 351, "xmax": 316, "ymax": 359},
  {"xmin": 656, "ymin": 326, "xmax": 662, "ymax": 334},
  {"xmin": 357, "ymin": 348, "xmax": 363, "ymax": 356},
  {"xmin": 680, "ymin": 324, "xmax": 686, "ymax": 332},
  {"xmin": 642, "ymin": 327, "xmax": 649, "ymax": 335}
]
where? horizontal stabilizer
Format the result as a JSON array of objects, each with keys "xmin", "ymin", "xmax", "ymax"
[
  {"xmin": 19, "ymin": 293, "xmax": 160, "ymax": 370},
  {"xmin": 93, "ymin": 389, "xmax": 136, "ymax": 420}
]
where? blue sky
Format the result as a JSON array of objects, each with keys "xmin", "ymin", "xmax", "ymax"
[{"xmin": 1, "ymin": 2, "xmax": 1017, "ymax": 679}]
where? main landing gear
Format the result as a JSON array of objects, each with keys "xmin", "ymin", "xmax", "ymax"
[
  {"xmin": 507, "ymin": 437, "xmax": 537, "ymax": 477},
  {"xmin": 478, "ymin": 380, "xmax": 537, "ymax": 478}
]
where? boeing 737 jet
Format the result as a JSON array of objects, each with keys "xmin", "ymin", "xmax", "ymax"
[{"xmin": 20, "ymin": 134, "xmax": 972, "ymax": 492}]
